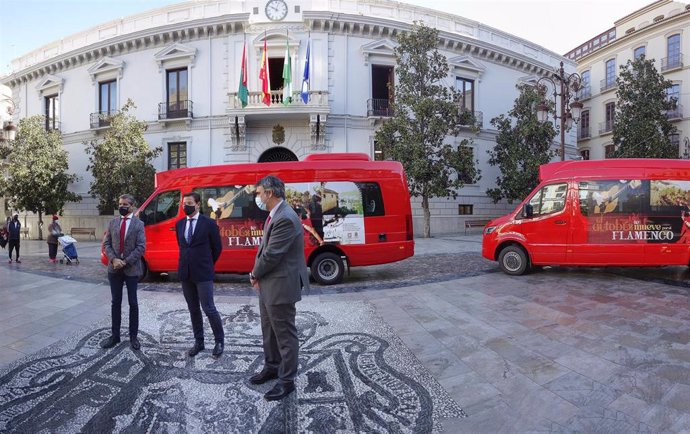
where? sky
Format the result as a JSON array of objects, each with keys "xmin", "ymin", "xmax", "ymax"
[{"xmin": 0, "ymin": 0, "xmax": 658, "ymax": 75}]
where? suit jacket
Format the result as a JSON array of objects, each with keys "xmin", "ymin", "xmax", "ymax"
[
  {"xmin": 7, "ymin": 220, "xmax": 21, "ymax": 240},
  {"xmin": 252, "ymin": 200, "xmax": 309, "ymax": 305},
  {"xmin": 103, "ymin": 215, "xmax": 146, "ymax": 277},
  {"xmin": 176, "ymin": 213, "xmax": 222, "ymax": 282}
]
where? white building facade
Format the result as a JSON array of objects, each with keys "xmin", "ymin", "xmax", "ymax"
[
  {"xmin": 566, "ymin": 0, "xmax": 690, "ymax": 160},
  {"xmin": 2, "ymin": 0, "xmax": 576, "ymax": 236}
]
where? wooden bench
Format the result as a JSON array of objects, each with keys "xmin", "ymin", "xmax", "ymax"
[
  {"xmin": 70, "ymin": 227, "xmax": 97, "ymax": 240},
  {"xmin": 20, "ymin": 228, "xmax": 29, "ymax": 239},
  {"xmin": 464, "ymin": 218, "xmax": 492, "ymax": 235}
]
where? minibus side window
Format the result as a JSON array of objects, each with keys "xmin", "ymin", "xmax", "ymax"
[
  {"xmin": 357, "ymin": 182, "xmax": 385, "ymax": 217},
  {"xmin": 193, "ymin": 185, "xmax": 259, "ymax": 220},
  {"xmin": 526, "ymin": 183, "xmax": 567, "ymax": 217},
  {"xmin": 139, "ymin": 190, "xmax": 180, "ymax": 226},
  {"xmin": 579, "ymin": 180, "xmax": 647, "ymax": 215}
]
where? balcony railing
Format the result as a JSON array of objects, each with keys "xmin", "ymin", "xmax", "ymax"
[
  {"xmin": 367, "ymin": 98, "xmax": 394, "ymax": 117},
  {"xmin": 577, "ymin": 86, "xmax": 591, "ymax": 100},
  {"xmin": 578, "ymin": 126, "xmax": 591, "ymax": 140},
  {"xmin": 600, "ymin": 77, "xmax": 617, "ymax": 93},
  {"xmin": 458, "ymin": 109, "xmax": 482, "ymax": 128},
  {"xmin": 158, "ymin": 100, "xmax": 193, "ymax": 120},
  {"xmin": 599, "ymin": 120, "xmax": 614, "ymax": 135},
  {"xmin": 661, "ymin": 54, "xmax": 683, "ymax": 72},
  {"xmin": 228, "ymin": 90, "xmax": 329, "ymax": 109},
  {"xmin": 90, "ymin": 111, "xmax": 114, "ymax": 129},
  {"xmin": 666, "ymin": 104, "xmax": 683, "ymax": 120}
]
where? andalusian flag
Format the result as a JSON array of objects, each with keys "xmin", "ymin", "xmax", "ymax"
[
  {"xmin": 238, "ymin": 41, "xmax": 248, "ymax": 108},
  {"xmin": 260, "ymin": 35, "xmax": 271, "ymax": 106},
  {"xmin": 282, "ymin": 35, "xmax": 292, "ymax": 105},
  {"xmin": 301, "ymin": 39, "xmax": 310, "ymax": 104}
]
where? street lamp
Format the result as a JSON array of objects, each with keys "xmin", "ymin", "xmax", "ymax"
[
  {"xmin": 0, "ymin": 97, "xmax": 18, "ymax": 143},
  {"xmin": 536, "ymin": 61, "xmax": 583, "ymax": 161}
]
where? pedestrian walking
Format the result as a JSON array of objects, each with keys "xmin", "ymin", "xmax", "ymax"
[
  {"xmin": 7, "ymin": 212, "xmax": 21, "ymax": 263},
  {"xmin": 47, "ymin": 215, "xmax": 62, "ymax": 263}
]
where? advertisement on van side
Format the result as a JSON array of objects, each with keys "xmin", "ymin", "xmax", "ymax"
[
  {"xmin": 196, "ymin": 181, "xmax": 366, "ymax": 249},
  {"xmin": 579, "ymin": 179, "xmax": 690, "ymax": 244}
]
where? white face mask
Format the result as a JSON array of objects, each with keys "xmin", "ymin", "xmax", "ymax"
[{"xmin": 255, "ymin": 195, "xmax": 267, "ymax": 211}]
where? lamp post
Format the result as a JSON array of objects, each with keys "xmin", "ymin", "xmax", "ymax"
[
  {"xmin": 536, "ymin": 61, "xmax": 583, "ymax": 161},
  {"xmin": 0, "ymin": 97, "xmax": 18, "ymax": 143}
]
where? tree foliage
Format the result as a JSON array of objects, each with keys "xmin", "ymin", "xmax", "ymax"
[
  {"xmin": 374, "ymin": 22, "xmax": 479, "ymax": 238},
  {"xmin": 2, "ymin": 115, "xmax": 81, "ymax": 239},
  {"xmin": 85, "ymin": 100, "xmax": 162, "ymax": 214},
  {"xmin": 487, "ymin": 84, "xmax": 557, "ymax": 203},
  {"xmin": 612, "ymin": 56, "xmax": 677, "ymax": 158}
]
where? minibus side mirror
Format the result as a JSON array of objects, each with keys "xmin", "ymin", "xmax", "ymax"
[{"xmin": 522, "ymin": 204, "xmax": 534, "ymax": 219}]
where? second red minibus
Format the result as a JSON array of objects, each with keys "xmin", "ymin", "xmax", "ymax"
[{"xmin": 483, "ymin": 159, "xmax": 690, "ymax": 275}]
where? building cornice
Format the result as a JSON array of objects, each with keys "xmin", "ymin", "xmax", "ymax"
[
  {"xmin": 2, "ymin": 13, "xmax": 250, "ymax": 88},
  {"xmin": 303, "ymin": 11, "xmax": 567, "ymax": 76}
]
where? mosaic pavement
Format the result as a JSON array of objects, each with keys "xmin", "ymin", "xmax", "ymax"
[{"xmin": 0, "ymin": 299, "xmax": 465, "ymax": 433}]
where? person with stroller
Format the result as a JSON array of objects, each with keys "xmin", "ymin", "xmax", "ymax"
[
  {"xmin": 47, "ymin": 215, "xmax": 62, "ymax": 263},
  {"xmin": 101, "ymin": 194, "xmax": 146, "ymax": 351}
]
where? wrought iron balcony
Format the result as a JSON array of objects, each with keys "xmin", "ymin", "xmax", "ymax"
[
  {"xmin": 666, "ymin": 104, "xmax": 683, "ymax": 120},
  {"xmin": 367, "ymin": 98, "xmax": 394, "ymax": 117},
  {"xmin": 90, "ymin": 111, "xmax": 114, "ymax": 129},
  {"xmin": 578, "ymin": 126, "xmax": 591, "ymax": 140},
  {"xmin": 599, "ymin": 120, "xmax": 614, "ymax": 135},
  {"xmin": 459, "ymin": 109, "xmax": 482, "ymax": 128},
  {"xmin": 600, "ymin": 77, "xmax": 617, "ymax": 93},
  {"xmin": 158, "ymin": 100, "xmax": 193, "ymax": 120},
  {"xmin": 661, "ymin": 54, "xmax": 683, "ymax": 72}
]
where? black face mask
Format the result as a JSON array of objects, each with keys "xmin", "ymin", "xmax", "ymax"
[
  {"xmin": 12, "ymin": 217, "xmax": 18, "ymax": 221},
  {"xmin": 118, "ymin": 206, "xmax": 130, "ymax": 217},
  {"xmin": 183, "ymin": 205, "xmax": 197, "ymax": 216}
]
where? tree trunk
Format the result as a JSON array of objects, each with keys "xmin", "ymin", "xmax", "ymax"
[
  {"xmin": 422, "ymin": 194, "xmax": 431, "ymax": 238},
  {"xmin": 38, "ymin": 210, "xmax": 43, "ymax": 241}
]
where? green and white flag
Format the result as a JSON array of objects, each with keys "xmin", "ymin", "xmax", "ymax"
[{"xmin": 282, "ymin": 35, "xmax": 292, "ymax": 105}]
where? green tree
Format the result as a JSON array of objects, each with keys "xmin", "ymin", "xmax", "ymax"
[
  {"xmin": 374, "ymin": 23, "xmax": 479, "ymax": 238},
  {"xmin": 85, "ymin": 100, "xmax": 162, "ymax": 214},
  {"xmin": 2, "ymin": 116, "xmax": 81, "ymax": 239},
  {"xmin": 612, "ymin": 56, "xmax": 677, "ymax": 158},
  {"xmin": 487, "ymin": 84, "xmax": 557, "ymax": 203}
]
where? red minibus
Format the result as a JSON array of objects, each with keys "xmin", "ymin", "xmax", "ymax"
[
  {"xmin": 107, "ymin": 153, "xmax": 414, "ymax": 284},
  {"xmin": 483, "ymin": 159, "xmax": 690, "ymax": 275}
]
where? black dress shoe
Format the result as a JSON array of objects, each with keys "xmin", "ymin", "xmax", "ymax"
[
  {"xmin": 130, "ymin": 337, "xmax": 141, "ymax": 351},
  {"xmin": 100, "ymin": 336, "xmax": 121, "ymax": 349},
  {"xmin": 249, "ymin": 368, "xmax": 278, "ymax": 385},
  {"xmin": 264, "ymin": 381, "xmax": 295, "ymax": 401},
  {"xmin": 212, "ymin": 342, "xmax": 224, "ymax": 357},
  {"xmin": 188, "ymin": 342, "xmax": 205, "ymax": 357}
]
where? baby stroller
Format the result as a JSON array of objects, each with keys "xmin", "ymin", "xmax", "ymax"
[{"xmin": 58, "ymin": 235, "xmax": 79, "ymax": 264}]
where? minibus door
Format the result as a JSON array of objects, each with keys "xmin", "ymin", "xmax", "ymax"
[
  {"xmin": 518, "ymin": 182, "xmax": 569, "ymax": 264},
  {"xmin": 138, "ymin": 189, "xmax": 182, "ymax": 271}
]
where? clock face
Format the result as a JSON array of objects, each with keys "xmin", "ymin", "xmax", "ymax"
[{"xmin": 265, "ymin": 0, "xmax": 288, "ymax": 21}]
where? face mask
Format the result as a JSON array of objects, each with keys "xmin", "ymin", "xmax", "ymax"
[
  {"xmin": 255, "ymin": 195, "xmax": 267, "ymax": 211},
  {"xmin": 118, "ymin": 206, "xmax": 130, "ymax": 216},
  {"xmin": 183, "ymin": 205, "xmax": 197, "ymax": 216}
]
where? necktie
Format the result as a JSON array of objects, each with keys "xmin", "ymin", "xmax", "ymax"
[
  {"xmin": 187, "ymin": 218, "xmax": 195, "ymax": 243},
  {"xmin": 265, "ymin": 215, "xmax": 272, "ymax": 229},
  {"xmin": 119, "ymin": 217, "xmax": 126, "ymax": 255}
]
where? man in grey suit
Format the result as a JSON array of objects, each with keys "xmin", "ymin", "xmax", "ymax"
[
  {"xmin": 249, "ymin": 175, "xmax": 309, "ymax": 401},
  {"xmin": 101, "ymin": 194, "xmax": 146, "ymax": 350}
]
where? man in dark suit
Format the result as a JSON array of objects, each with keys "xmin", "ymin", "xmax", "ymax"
[
  {"xmin": 249, "ymin": 175, "xmax": 310, "ymax": 401},
  {"xmin": 176, "ymin": 192, "xmax": 224, "ymax": 358},
  {"xmin": 7, "ymin": 212, "xmax": 21, "ymax": 263},
  {"xmin": 101, "ymin": 194, "xmax": 146, "ymax": 350}
]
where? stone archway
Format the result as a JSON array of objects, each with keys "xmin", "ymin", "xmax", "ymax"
[{"xmin": 257, "ymin": 147, "xmax": 298, "ymax": 163}]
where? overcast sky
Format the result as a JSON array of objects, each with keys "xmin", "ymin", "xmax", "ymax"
[{"xmin": 0, "ymin": 0, "xmax": 658, "ymax": 75}]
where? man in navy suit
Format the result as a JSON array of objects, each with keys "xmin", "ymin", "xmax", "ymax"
[{"xmin": 176, "ymin": 192, "xmax": 224, "ymax": 358}]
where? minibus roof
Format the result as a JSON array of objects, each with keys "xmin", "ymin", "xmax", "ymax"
[
  {"xmin": 539, "ymin": 158, "xmax": 690, "ymax": 182},
  {"xmin": 155, "ymin": 153, "xmax": 403, "ymax": 188}
]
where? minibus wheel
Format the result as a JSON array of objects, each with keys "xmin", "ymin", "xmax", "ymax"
[
  {"xmin": 138, "ymin": 259, "xmax": 150, "ymax": 282},
  {"xmin": 311, "ymin": 252, "xmax": 344, "ymax": 285},
  {"xmin": 498, "ymin": 245, "xmax": 529, "ymax": 275}
]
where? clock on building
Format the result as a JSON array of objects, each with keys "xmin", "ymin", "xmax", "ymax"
[{"xmin": 265, "ymin": 0, "xmax": 288, "ymax": 21}]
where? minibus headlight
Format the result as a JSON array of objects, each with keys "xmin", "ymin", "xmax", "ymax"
[{"xmin": 484, "ymin": 226, "xmax": 497, "ymax": 235}]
